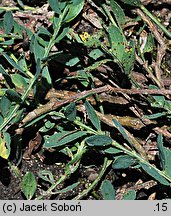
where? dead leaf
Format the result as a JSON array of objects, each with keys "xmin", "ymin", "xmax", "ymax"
[
  {"xmin": 23, "ymin": 132, "xmax": 42, "ymax": 160},
  {"xmin": 148, "ymin": 192, "xmax": 156, "ymax": 200}
]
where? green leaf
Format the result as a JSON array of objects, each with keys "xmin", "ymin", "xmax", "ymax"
[
  {"xmin": 149, "ymin": 85, "xmax": 165, "ymax": 108},
  {"xmin": 38, "ymin": 26, "xmax": 52, "ymax": 37},
  {"xmin": 64, "ymin": 102, "xmax": 77, "ymax": 121},
  {"xmin": 5, "ymin": 89, "xmax": 22, "ymax": 103},
  {"xmin": 48, "ymin": 0, "xmax": 66, "ymax": 14},
  {"xmin": 85, "ymin": 101, "xmax": 101, "ymax": 131},
  {"xmin": 35, "ymin": 58, "xmax": 42, "ymax": 79},
  {"xmin": 164, "ymin": 100, "xmax": 171, "ymax": 113},
  {"xmin": 89, "ymin": 49, "xmax": 104, "ymax": 60},
  {"xmin": 77, "ymin": 70, "xmax": 91, "ymax": 87},
  {"xmin": 3, "ymin": 131, "xmax": 11, "ymax": 149},
  {"xmin": 66, "ymin": 57, "xmax": 80, "ymax": 67},
  {"xmin": 119, "ymin": 0, "xmax": 142, "ymax": 7},
  {"xmin": 21, "ymin": 172, "xmax": 37, "ymax": 200},
  {"xmin": 55, "ymin": 27, "xmax": 69, "ymax": 43},
  {"xmin": 163, "ymin": 147, "xmax": 171, "ymax": 178},
  {"xmin": 0, "ymin": 132, "xmax": 11, "ymax": 159},
  {"xmin": 0, "ymin": 115, "xmax": 3, "ymax": 124},
  {"xmin": 108, "ymin": 24, "xmax": 125, "ymax": 62},
  {"xmin": 13, "ymin": 20, "xmax": 33, "ymax": 39},
  {"xmin": 43, "ymin": 52, "xmax": 70, "ymax": 64},
  {"xmin": 53, "ymin": 17, "xmax": 61, "ymax": 29},
  {"xmin": 123, "ymin": 190, "xmax": 136, "ymax": 200},
  {"xmin": 112, "ymin": 155, "xmax": 137, "ymax": 169},
  {"xmin": 52, "ymin": 182, "xmax": 80, "ymax": 195},
  {"xmin": 3, "ymin": 11, "xmax": 13, "ymax": 34},
  {"xmin": 0, "ymin": 65, "xmax": 14, "ymax": 88},
  {"xmin": 63, "ymin": 0, "xmax": 84, "ymax": 23},
  {"xmin": 84, "ymin": 33, "xmax": 101, "ymax": 47},
  {"xmin": 112, "ymin": 119, "xmax": 133, "ymax": 147},
  {"xmin": 122, "ymin": 41, "xmax": 135, "ymax": 74},
  {"xmin": 37, "ymin": 36, "xmax": 49, "ymax": 47},
  {"xmin": 43, "ymin": 130, "xmax": 87, "ymax": 148},
  {"xmin": 140, "ymin": 163, "xmax": 170, "ymax": 186},
  {"xmin": 143, "ymin": 33, "xmax": 155, "ymax": 53},
  {"xmin": 39, "ymin": 120, "xmax": 55, "ymax": 133},
  {"xmin": 100, "ymin": 180, "xmax": 115, "ymax": 200},
  {"xmin": 11, "ymin": 74, "xmax": 28, "ymax": 89},
  {"xmin": 110, "ymin": 0, "xmax": 126, "ymax": 27},
  {"xmin": 38, "ymin": 170, "xmax": 55, "ymax": 184},
  {"xmin": 18, "ymin": 57, "xmax": 29, "ymax": 72},
  {"xmin": 104, "ymin": 147, "xmax": 122, "ymax": 154},
  {"xmin": 0, "ymin": 89, "xmax": 5, "ymax": 97},
  {"xmin": 25, "ymin": 113, "xmax": 49, "ymax": 128},
  {"xmin": 0, "ymin": 39, "xmax": 14, "ymax": 45},
  {"xmin": 86, "ymin": 135, "xmax": 112, "ymax": 147},
  {"xmin": 42, "ymin": 66, "xmax": 52, "ymax": 87},
  {"xmin": 144, "ymin": 112, "xmax": 167, "ymax": 119},
  {"xmin": 152, "ymin": 96, "xmax": 165, "ymax": 108},
  {"xmin": 11, "ymin": 108, "xmax": 24, "ymax": 124},
  {"xmin": 30, "ymin": 35, "xmax": 45, "ymax": 62},
  {"xmin": 0, "ymin": 96, "xmax": 11, "ymax": 117},
  {"xmin": 157, "ymin": 134, "xmax": 165, "ymax": 169},
  {"xmin": 1, "ymin": 52, "xmax": 25, "ymax": 74}
]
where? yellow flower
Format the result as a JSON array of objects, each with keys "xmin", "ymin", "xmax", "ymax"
[{"xmin": 79, "ymin": 32, "xmax": 90, "ymax": 42}]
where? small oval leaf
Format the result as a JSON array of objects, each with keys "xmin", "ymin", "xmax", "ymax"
[
  {"xmin": 123, "ymin": 190, "xmax": 136, "ymax": 200},
  {"xmin": 21, "ymin": 172, "xmax": 37, "ymax": 200},
  {"xmin": 64, "ymin": 102, "xmax": 77, "ymax": 121},
  {"xmin": 112, "ymin": 155, "xmax": 137, "ymax": 169},
  {"xmin": 0, "ymin": 96, "xmax": 11, "ymax": 117},
  {"xmin": 85, "ymin": 101, "xmax": 101, "ymax": 131},
  {"xmin": 48, "ymin": 0, "xmax": 66, "ymax": 14},
  {"xmin": 11, "ymin": 74, "xmax": 28, "ymax": 89},
  {"xmin": 100, "ymin": 180, "xmax": 115, "ymax": 200},
  {"xmin": 4, "ymin": 11, "xmax": 14, "ymax": 34},
  {"xmin": 43, "ymin": 131, "xmax": 87, "ymax": 148},
  {"xmin": 86, "ymin": 135, "xmax": 112, "ymax": 146}
]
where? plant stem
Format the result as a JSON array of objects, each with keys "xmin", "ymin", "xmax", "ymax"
[
  {"xmin": 112, "ymin": 140, "xmax": 171, "ymax": 184},
  {"xmin": 140, "ymin": 5, "xmax": 171, "ymax": 39},
  {"xmin": 36, "ymin": 141, "xmax": 86, "ymax": 199},
  {"xmin": 36, "ymin": 174, "xmax": 66, "ymax": 200},
  {"xmin": 101, "ymin": 4, "xmax": 117, "ymax": 27},
  {"xmin": 0, "ymin": 104, "xmax": 19, "ymax": 131},
  {"xmin": 0, "ymin": 7, "xmax": 19, "ymax": 11},
  {"xmin": 74, "ymin": 119, "xmax": 99, "ymax": 135},
  {"xmin": 43, "ymin": 7, "xmax": 68, "ymax": 58},
  {"xmin": 0, "ymin": 72, "xmax": 40, "ymax": 131},
  {"xmin": 0, "ymin": 8, "xmax": 68, "ymax": 131},
  {"xmin": 54, "ymin": 112, "xmax": 99, "ymax": 135},
  {"xmin": 73, "ymin": 157, "xmax": 112, "ymax": 200}
]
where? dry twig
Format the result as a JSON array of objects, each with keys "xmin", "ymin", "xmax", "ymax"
[
  {"xmin": 20, "ymin": 85, "xmax": 171, "ymax": 127},
  {"xmin": 136, "ymin": 8, "xmax": 167, "ymax": 88}
]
